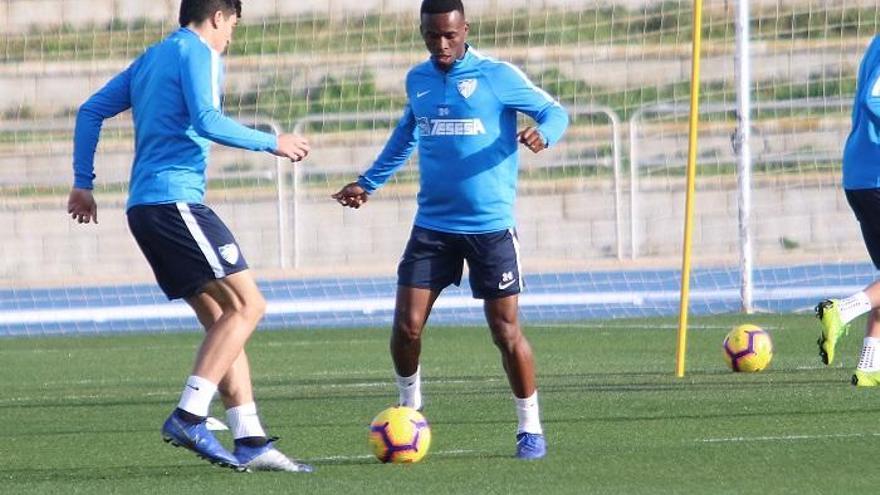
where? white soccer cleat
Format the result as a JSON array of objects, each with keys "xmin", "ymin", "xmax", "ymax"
[{"xmin": 234, "ymin": 440, "xmax": 315, "ymax": 473}]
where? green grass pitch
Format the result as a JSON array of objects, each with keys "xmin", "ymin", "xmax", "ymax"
[{"xmin": 3, "ymin": 313, "xmax": 879, "ymax": 494}]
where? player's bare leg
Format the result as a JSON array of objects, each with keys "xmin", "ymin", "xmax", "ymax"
[
  {"xmin": 485, "ymin": 295, "xmax": 546, "ymax": 459},
  {"xmin": 390, "ymin": 286, "xmax": 441, "ymax": 409},
  {"xmin": 867, "ymin": 307, "xmax": 880, "ymax": 338},
  {"xmin": 160, "ymin": 271, "xmax": 265, "ymax": 469},
  {"xmin": 817, "ymin": 281, "xmax": 880, "ymax": 365},
  {"xmin": 818, "ymin": 281, "xmax": 880, "ymax": 384},
  {"xmin": 862, "ymin": 281, "xmax": 880, "ymax": 340},
  {"xmin": 180, "ymin": 276, "xmax": 314, "ymax": 473},
  {"xmin": 187, "ymin": 292, "xmax": 254, "ymax": 408},
  {"xmin": 190, "ymin": 271, "xmax": 265, "ymax": 383},
  {"xmin": 485, "ymin": 295, "xmax": 535, "ymax": 398}
]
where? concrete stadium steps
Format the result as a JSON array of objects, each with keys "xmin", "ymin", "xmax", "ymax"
[
  {"xmin": 0, "ymin": 114, "xmax": 847, "ymax": 192},
  {"xmin": 0, "ymin": 39, "xmax": 866, "ymax": 116},
  {"xmin": 0, "ymin": 171, "xmax": 860, "ymax": 286},
  {"xmin": 4, "ymin": 0, "xmax": 879, "ymax": 34},
  {"xmin": 0, "ymin": 120, "xmax": 616, "ymax": 188}
]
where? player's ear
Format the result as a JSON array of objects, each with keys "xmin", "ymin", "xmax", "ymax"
[{"xmin": 210, "ymin": 10, "xmax": 224, "ymax": 29}]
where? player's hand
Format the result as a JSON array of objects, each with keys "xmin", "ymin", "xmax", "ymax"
[
  {"xmin": 332, "ymin": 182, "xmax": 369, "ymax": 209},
  {"xmin": 67, "ymin": 187, "xmax": 98, "ymax": 224},
  {"xmin": 273, "ymin": 133, "xmax": 311, "ymax": 162},
  {"xmin": 518, "ymin": 127, "xmax": 547, "ymax": 154}
]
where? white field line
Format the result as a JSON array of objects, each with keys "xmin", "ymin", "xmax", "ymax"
[
  {"xmin": 0, "ymin": 390, "xmax": 174, "ymax": 405},
  {"xmin": 264, "ymin": 339, "xmax": 376, "ymax": 347},
  {"xmin": 794, "ymin": 364, "xmax": 833, "ymax": 371},
  {"xmin": 537, "ymin": 323, "xmax": 778, "ymax": 331},
  {"xmin": 0, "ymin": 285, "xmax": 865, "ymax": 326},
  {"xmin": 0, "ymin": 339, "xmax": 368, "ymax": 354},
  {"xmin": 0, "ymin": 393, "xmax": 106, "ymax": 404},
  {"xmin": 316, "ymin": 378, "xmax": 479, "ymax": 389},
  {"xmin": 0, "ymin": 377, "xmax": 497, "ymax": 404},
  {"xmin": 309, "ymin": 449, "xmax": 476, "ymax": 462},
  {"xmin": 699, "ymin": 432, "xmax": 880, "ymax": 443}
]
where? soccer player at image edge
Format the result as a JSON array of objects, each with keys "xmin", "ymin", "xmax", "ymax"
[{"xmin": 816, "ymin": 35, "xmax": 880, "ymax": 387}]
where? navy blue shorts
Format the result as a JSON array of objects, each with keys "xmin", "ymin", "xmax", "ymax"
[
  {"xmin": 397, "ymin": 226, "xmax": 523, "ymax": 299},
  {"xmin": 846, "ymin": 188, "xmax": 880, "ymax": 269},
  {"xmin": 127, "ymin": 203, "xmax": 249, "ymax": 300}
]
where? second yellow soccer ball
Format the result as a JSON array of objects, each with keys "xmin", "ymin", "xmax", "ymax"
[{"xmin": 722, "ymin": 324, "xmax": 773, "ymax": 372}]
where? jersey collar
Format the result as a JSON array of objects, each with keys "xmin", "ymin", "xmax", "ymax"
[
  {"xmin": 179, "ymin": 27, "xmax": 221, "ymax": 56},
  {"xmin": 431, "ymin": 44, "xmax": 474, "ymax": 74}
]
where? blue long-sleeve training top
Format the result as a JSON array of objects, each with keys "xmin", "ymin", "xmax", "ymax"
[
  {"xmin": 357, "ymin": 46, "xmax": 569, "ymax": 233},
  {"xmin": 844, "ymin": 36, "xmax": 880, "ymax": 189},
  {"xmin": 72, "ymin": 27, "xmax": 278, "ymax": 209}
]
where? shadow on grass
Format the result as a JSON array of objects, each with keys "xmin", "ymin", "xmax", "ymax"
[
  {"xmin": 431, "ymin": 405, "xmax": 880, "ymax": 428},
  {"xmin": 0, "ymin": 464, "xmax": 235, "ymax": 483},
  {"xmin": 1, "ymin": 368, "xmax": 854, "ymax": 415},
  {"xmin": 307, "ymin": 449, "xmax": 509, "ymax": 466}
]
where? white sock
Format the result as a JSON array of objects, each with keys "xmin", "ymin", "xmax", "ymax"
[
  {"xmin": 838, "ymin": 292, "xmax": 872, "ymax": 325},
  {"xmin": 395, "ymin": 366, "xmax": 422, "ymax": 410},
  {"xmin": 857, "ymin": 337, "xmax": 880, "ymax": 372},
  {"xmin": 177, "ymin": 375, "xmax": 218, "ymax": 417},
  {"xmin": 515, "ymin": 391, "xmax": 543, "ymax": 435},
  {"xmin": 226, "ymin": 402, "xmax": 267, "ymax": 440}
]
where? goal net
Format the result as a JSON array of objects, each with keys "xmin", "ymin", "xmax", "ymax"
[{"xmin": 0, "ymin": 0, "xmax": 873, "ymax": 335}]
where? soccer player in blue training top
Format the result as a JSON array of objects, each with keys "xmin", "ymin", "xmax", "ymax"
[
  {"xmin": 816, "ymin": 36, "xmax": 880, "ymax": 386},
  {"xmin": 67, "ymin": 0, "xmax": 314, "ymax": 472},
  {"xmin": 332, "ymin": 0, "xmax": 569, "ymax": 460}
]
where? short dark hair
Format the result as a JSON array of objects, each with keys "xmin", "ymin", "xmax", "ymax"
[
  {"xmin": 179, "ymin": 0, "xmax": 242, "ymax": 27},
  {"xmin": 420, "ymin": 0, "xmax": 464, "ymax": 16}
]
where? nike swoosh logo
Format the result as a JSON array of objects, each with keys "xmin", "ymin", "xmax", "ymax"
[
  {"xmin": 498, "ymin": 279, "xmax": 517, "ymax": 290},
  {"xmin": 416, "ymin": 90, "xmax": 431, "ymax": 98},
  {"xmin": 186, "ymin": 384, "xmax": 200, "ymax": 391}
]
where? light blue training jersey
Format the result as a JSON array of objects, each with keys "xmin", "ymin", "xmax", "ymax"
[
  {"xmin": 357, "ymin": 46, "xmax": 569, "ymax": 233},
  {"xmin": 72, "ymin": 27, "xmax": 278, "ymax": 209},
  {"xmin": 844, "ymin": 36, "xmax": 880, "ymax": 189}
]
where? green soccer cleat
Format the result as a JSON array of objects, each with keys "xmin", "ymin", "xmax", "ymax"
[
  {"xmin": 852, "ymin": 370, "xmax": 880, "ymax": 387},
  {"xmin": 815, "ymin": 299, "xmax": 850, "ymax": 366}
]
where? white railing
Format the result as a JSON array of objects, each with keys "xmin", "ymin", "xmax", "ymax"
[
  {"xmin": 288, "ymin": 105, "xmax": 625, "ymax": 268},
  {"xmin": 628, "ymin": 97, "xmax": 850, "ymax": 260}
]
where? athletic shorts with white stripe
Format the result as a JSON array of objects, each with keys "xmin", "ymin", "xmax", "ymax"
[
  {"xmin": 397, "ymin": 225, "xmax": 523, "ymax": 300},
  {"xmin": 127, "ymin": 203, "xmax": 248, "ymax": 300}
]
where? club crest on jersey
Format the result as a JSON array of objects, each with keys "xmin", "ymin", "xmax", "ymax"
[
  {"xmin": 219, "ymin": 243, "xmax": 240, "ymax": 265},
  {"xmin": 456, "ymin": 79, "xmax": 477, "ymax": 99}
]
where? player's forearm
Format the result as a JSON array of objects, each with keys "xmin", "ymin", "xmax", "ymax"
[
  {"xmin": 71, "ymin": 106, "xmax": 103, "ymax": 189},
  {"xmin": 533, "ymin": 104, "xmax": 569, "ymax": 147},
  {"xmin": 191, "ymin": 109, "xmax": 278, "ymax": 152},
  {"xmin": 358, "ymin": 158, "xmax": 408, "ymax": 194},
  {"xmin": 71, "ymin": 68, "xmax": 133, "ymax": 189},
  {"xmin": 358, "ymin": 123, "xmax": 416, "ymax": 193}
]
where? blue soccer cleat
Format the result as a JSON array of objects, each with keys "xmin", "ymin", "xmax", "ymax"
[
  {"xmin": 233, "ymin": 438, "xmax": 315, "ymax": 473},
  {"xmin": 515, "ymin": 432, "xmax": 547, "ymax": 460},
  {"xmin": 161, "ymin": 410, "xmax": 243, "ymax": 470}
]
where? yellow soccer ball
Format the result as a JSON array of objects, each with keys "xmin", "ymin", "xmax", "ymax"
[
  {"xmin": 368, "ymin": 406, "xmax": 431, "ymax": 463},
  {"xmin": 722, "ymin": 324, "xmax": 773, "ymax": 372}
]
